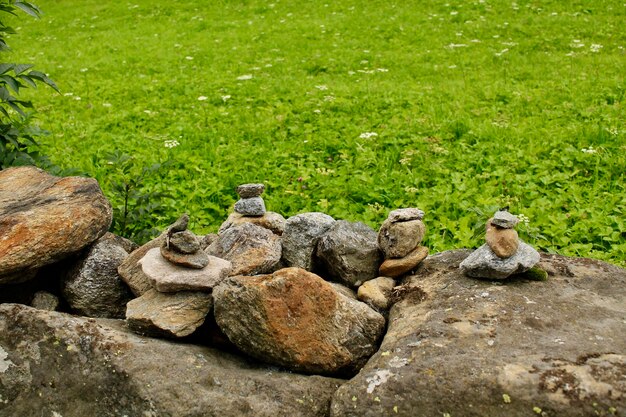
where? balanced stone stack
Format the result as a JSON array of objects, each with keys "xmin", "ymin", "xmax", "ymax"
[
  {"xmin": 234, "ymin": 183, "xmax": 266, "ymax": 217},
  {"xmin": 377, "ymin": 208, "xmax": 429, "ymax": 278},
  {"xmin": 460, "ymin": 210, "xmax": 540, "ymax": 279}
]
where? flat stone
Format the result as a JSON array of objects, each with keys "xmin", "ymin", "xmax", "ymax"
[
  {"xmin": 492, "ymin": 210, "xmax": 519, "ymax": 229},
  {"xmin": 207, "ymin": 223, "xmax": 281, "ymax": 276},
  {"xmin": 214, "ymin": 268, "xmax": 385, "ymax": 376},
  {"xmin": 485, "ymin": 221, "xmax": 519, "ymax": 258},
  {"xmin": 126, "ymin": 289, "xmax": 213, "ymax": 338},
  {"xmin": 236, "ymin": 183, "xmax": 265, "ymax": 198},
  {"xmin": 330, "ymin": 250, "xmax": 626, "ymax": 417},
  {"xmin": 357, "ymin": 277, "xmax": 396, "ymax": 311},
  {"xmin": 219, "ymin": 211, "xmax": 286, "ymax": 236},
  {"xmin": 387, "ymin": 207, "xmax": 424, "ymax": 223},
  {"xmin": 0, "ymin": 166, "xmax": 112, "ymax": 284},
  {"xmin": 281, "ymin": 212, "xmax": 336, "ymax": 271},
  {"xmin": 234, "ymin": 197, "xmax": 266, "ymax": 216},
  {"xmin": 160, "ymin": 246, "xmax": 210, "ymax": 269},
  {"xmin": 167, "ymin": 230, "xmax": 200, "ymax": 254},
  {"xmin": 140, "ymin": 248, "xmax": 231, "ymax": 292},
  {"xmin": 379, "ymin": 245, "xmax": 429, "ymax": 278},
  {"xmin": 117, "ymin": 233, "xmax": 165, "ymax": 296},
  {"xmin": 460, "ymin": 241, "xmax": 540, "ymax": 279},
  {"xmin": 378, "ymin": 219, "xmax": 425, "ymax": 259},
  {"xmin": 316, "ymin": 220, "xmax": 382, "ymax": 287}
]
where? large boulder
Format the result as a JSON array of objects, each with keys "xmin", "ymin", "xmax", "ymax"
[
  {"xmin": 0, "ymin": 166, "xmax": 112, "ymax": 283},
  {"xmin": 61, "ymin": 235, "xmax": 133, "ymax": 318},
  {"xmin": 206, "ymin": 223, "xmax": 281, "ymax": 276},
  {"xmin": 330, "ymin": 250, "xmax": 626, "ymax": 417},
  {"xmin": 0, "ymin": 304, "xmax": 343, "ymax": 417},
  {"xmin": 213, "ymin": 268, "xmax": 385, "ymax": 376},
  {"xmin": 281, "ymin": 212, "xmax": 335, "ymax": 271},
  {"xmin": 316, "ymin": 220, "xmax": 382, "ymax": 287}
]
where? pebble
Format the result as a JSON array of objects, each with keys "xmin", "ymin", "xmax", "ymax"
[
  {"xmin": 236, "ymin": 183, "xmax": 265, "ymax": 198},
  {"xmin": 168, "ymin": 230, "xmax": 201, "ymax": 254},
  {"xmin": 491, "ymin": 211, "xmax": 519, "ymax": 229},
  {"xmin": 234, "ymin": 196, "xmax": 266, "ymax": 216},
  {"xmin": 387, "ymin": 208, "xmax": 425, "ymax": 223},
  {"xmin": 485, "ymin": 221, "xmax": 519, "ymax": 258}
]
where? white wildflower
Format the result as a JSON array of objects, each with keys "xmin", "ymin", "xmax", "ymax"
[
  {"xmin": 446, "ymin": 43, "xmax": 468, "ymax": 49},
  {"xmin": 581, "ymin": 146, "xmax": 598, "ymax": 154},
  {"xmin": 221, "ymin": 95, "xmax": 231, "ymax": 102},
  {"xmin": 63, "ymin": 92, "xmax": 74, "ymax": 97},
  {"xmin": 74, "ymin": 96, "xmax": 81, "ymax": 101},
  {"xmin": 376, "ymin": 68, "xmax": 389, "ymax": 72},
  {"xmin": 323, "ymin": 95, "xmax": 335, "ymax": 102},
  {"xmin": 80, "ymin": 68, "xmax": 88, "ymax": 73},
  {"xmin": 164, "ymin": 140, "xmax": 180, "ymax": 149},
  {"xmin": 495, "ymin": 48, "xmax": 509, "ymax": 57},
  {"xmin": 185, "ymin": 56, "xmax": 194, "ymax": 60},
  {"xmin": 315, "ymin": 85, "xmax": 328, "ymax": 90},
  {"xmin": 313, "ymin": 109, "xmax": 321, "ymax": 114},
  {"xmin": 570, "ymin": 40, "xmax": 585, "ymax": 48},
  {"xmin": 516, "ymin": 213, "xmax": 530, "ymax": 225},
  {"xmin": 102, "ymin": 103, "xmax": 112, "ymax": 107},
  {"xmin": 359, "ymin": 132, "xmax": 378, "ymax": 139},
  {"xmin": 404, "ymin": 186, "xmax": 419, "ymax": 193},
  {"xmin": 197, "ymin": 96, "xmax": 208, "ymax": 101},
  {"xmin": 590, "ymin": 44, "xmax": 603, "ymax": 53},
  {"xmin": 237, "ymin": 74, "xmax": 253, "ymax": 80}
]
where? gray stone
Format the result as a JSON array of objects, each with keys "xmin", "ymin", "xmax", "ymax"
[
  {"xmin": 0, "ymin": 166, "xmax": 112, "ymax": 284},
  {"xmin": 0, "ymin": 304, "xmax": 343, "ymax": 417},
  {"xmin": 207, "ymin": 223, "xmax": 281, "ymax": 276},
  {"xmin": 460, "ymin": 241, "xmax": 540, "ymax": 279},
  {"xmin": 126, "ymin": 289, "xmax": 213, "ymax": 338},
  {"xmin": 316, "ymin": 220, "xmax": 382, "ymax": 287},
  {"xmin": 387, "ymin": 207, "xmax": 424, "ymax": 223},
  {"xmin": 61, "ymin": 236, "xmax": 133, "ymax": 319},
  {"xmin": 30, "ymin": 291, "xmax": 60, "ymax": 311},
  {"xmin": 214, "ymin": 268, "xmax": 385, "ymax": 376},
  {"xmin": 492, "ymin": 210, "xmax": 520, "ymax": 229},
  {"xmin": 330, "ymin": 250, "xmax": 626, "ymax": 417},
  {"xmin": 117, "ymin": 233, "xmax": 165, "ymax": 296},
  {"xmin": 378, "ymin": 219, "xmax": 425, "ymax": 259},
  {"xmin": 167, "ymin": 230, "xmax": 200, "ymax": 254},
  {"xmin": 139, "ymin": 248, "xmax": 231, "ymax": 292},
  {"xmin": 236, "ymin": 183, "xmax": 265, "ymax": 198},
  {"xmin": 219, "ymin": 211, "xmax": 286, "ymax": 236},
  {"xmin": 281, "ymin": 212, "xmax": 336, "ymax": 270},
  {"xmin": 234, "ymin": 197, "xmax": 266, "ymax": 216},
  {"xmin": 160, "ymin": 246, "xmax": 210, "ymax": 269},
  {"xmin": 200, "ymin": 233, "xmax": 218, "ymax": 250}
]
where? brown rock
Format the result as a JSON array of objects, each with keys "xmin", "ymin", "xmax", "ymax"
[
  {"xmin": 0, "ymin": 166, "xmax": 112, "ymax": 283},
  {"xmin": 126, "ymin": 289, "xmax": 213, "ymax": 338},
  {"xmin": 379, "ymin": 246, "xmax": 428, "ymax": 278},
  {"xmin": 219, "ymin": 211, "xmax": 286, "ymax": 236},
  {"xmin": 117, "ymin": 233, "xmax": 165, "ymax": 296},
  {"xmin": 485, "ymin": 220, "xmax": 519, "ymax": 258},
  {"xmin": 213, "ymin": 268, "xmax": 385, "ymax": 376},
  {"xmin": 378, "ymin": 219, "xmax": 425, "ymax": 259},
  {"xmin": 160, "ymin": 246, "xmax": 210, "ymax": 269},
  {"xmin": 357, "ymin": 277, "xmax": 396, "ymax": 310}
]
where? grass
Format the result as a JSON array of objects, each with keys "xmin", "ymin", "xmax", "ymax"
[{"xmin": 7, "ymin": 0, "xmax": 626, "ymax": 265}]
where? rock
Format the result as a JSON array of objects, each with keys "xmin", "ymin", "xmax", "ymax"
[
  {"xmin": 330, "ymin": 283, "xmax": 357, "ymax": 300},
  {"xmin": 485, "ymin": 220, "xmax": 519, "ymax": 258},
  {"xmin": 139, "ymin": 248, "xmax": 231, "ymax": 292},
  {"xmin": 330, "ymin": 250, "xmax": 626, "ymax": 417},
  {"xmin": 160, "ymin": 246, "xmax": 210, "ymax": 269},
  {"xmin": 207, "ymin": 223, "xmax": 281, "ymax": 276},
  {"xmin": 378, "ymin": 219, "xmax": 426, "ymax": 259},
  {"xmin": 99, "ymin": 232, "xmax": 138, "ymax": 254},
  {"xmin": 281, "ymin": 212, "xmax": 336, "ymax": 271},
  {"xmin": 61, "ymin": 235, "xmax": 133, "ymax": 319},
  {"xmin": 126, "ymin": 289, "xmax": 213, "ymax": 338},
  {"xmin": 460, "ymin": 241, "xmax": 540, "ymax": 279},
  {"xmin": 492, "ymin": 210, "xmax": 519, "ymax": 228},
  {"xmin": 379, "ymin": 246, "xmax": 429, "ymax": 278},
  {"xmin": 316, "ymin": 220, "xmax": 382, "ymax": 287},
  {"xmin": 213, "ymin": 268, "xmax": 386, "ymax": 375},
  {"xmin": 234, "ymin": 197, "xmax": 266, "ymax": 216},
  {"xmin": 387, "ymin": 207, "xmax": 424, "ymax": 222},
  {"xmin": 117, "ymin": 233, "xmax": 165, "ymax": 296},
  {"xmin": 236, "ymin": 183, "xmax": 265, "ymax": 198},
  {"xmin": 30, "ymin": 291, "xmax": 60, "ymax": 311},
  {"xmin": 200, "ymin": 233, "xmax": 218, "ymax": 250},
  {"xmin": 0, "ymin": 166, "xmax": 112, "ymax": 284},
  {"xmin": 0, "ymin": 304, "xmax": 343, "ymax": 417},
  {"xmin": 164, "ymin": 213, "xmax": 189, "ymax": 247},
  {"xmin": 219, "ymin": 211, "xmax": 286, "ymax": 236},
  {"xmin": 167, "ymin": 230, "xmax": 200, "ymax": 254},
  {"xmin": 357, "ymin": 277, "xmax": 396, "ymax": 311}
]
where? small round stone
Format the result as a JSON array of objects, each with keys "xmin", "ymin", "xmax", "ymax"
[
  {"xmin": 234, "ymin": 197, "xmax": 266, "ymax": 216},
  {"xmin": 168, "ymin": 230, "xmax": 201, "ymax": 254},
  {"xmin": 236, "ymin": 183, "xmax": 265, "ymax": 198},
  {"xmin": 485, "ymin": 221, "xmax": 519, "ymax": 258}
]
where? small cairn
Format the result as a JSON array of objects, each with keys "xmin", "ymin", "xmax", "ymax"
[
  {"xmin": 161, "ymin": 213, "xmax": 209, "ymax": 269},
  {"xmin": 377, "ymin": 208, "xmax": 429, "ymax": 278},
  {"xmin": 460, "ymin": 210, "xmax": 540, "ymax": 279},
  {"xmin": 234, "ymin": 183, "xmax": 266, "ymax": 217}
]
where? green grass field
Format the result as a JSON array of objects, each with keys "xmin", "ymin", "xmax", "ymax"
[{"xmin": 7, "ymin": 0, "xmax": 626, "ymax": 265}]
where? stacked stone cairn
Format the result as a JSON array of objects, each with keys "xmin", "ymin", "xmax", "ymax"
[
  {"xmin": 460, "ymin": 210, "xmax": 540, "ymax": 279},
  {"xmin": 234, "ymin": 183, "xmax": 266, "ymax": 216}
]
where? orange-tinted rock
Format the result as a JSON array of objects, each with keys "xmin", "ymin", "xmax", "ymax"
[
  {"xmin": 0, "ymin": 166, "xmax": 112, "ymax": 284},
  {"xmin": 118, "ymin": 233, "xmax": 165, "ymax": 296},
  {"xmin": 485, "ymin": 221, "xmax": 519, "ymax": 258},
  {"xmin": 213, "ymin": 267, "xmax": 385, "ymax": 375},
  {"xmin": 379, "ymin": 246, "xmax": 429, "ymax": 278}
]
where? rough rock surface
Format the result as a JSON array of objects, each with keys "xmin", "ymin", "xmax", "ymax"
[
  {"xmin": 379, "ymin": 246, "xmax": 429, "ymax": 278},
  {"xmin": 234, "ymin": 197, "xmax": 266, "ymax": 216},
  {"xmin": 219, "ymin": 211, "xmax": 286, "ymax": 236},
  {"xmin": 330, "ymin": 250, "xmax": 626, "ymax": 417},
  {"xmin": 117, "ymin": 233, "xmax": 165, "ymax": 296},
  {"xmin": 485, "ymin": 221, "xmax": 519, "ymax": 258},
  {"xmin": 61, "ymin": 236, "xmax": 132, "ymax": 319},
  {"xmin": 281, "ymin": 212, "xmax": 336, "ymax": 270},
  {"xmin": 236, "ymin": 183, "xmax": 265, "ymax": 198},
  {"xmin": 0, "ymin": 166, "xmax": 112, "ymax": 284},
  {"xmin": 460, "ymin": 241, "xmax": 540, "ymax": 279},
  {"xmin": 126, "ymin": 289, "xmax": 213, "ymax": 338},
  {"xmin": 160, "ymin": 245, "xmax": 210, "ymax": 269},
  {"xmin": 207, "ymin": 223, "xmax": 281, "ymax": 276},
  {"xmin": 30, "ymin": 291, "xmax": 60, "ymax": 311},
  {"xmin": 316, "ymin": 220, "xmax": 382, "ymax": 287},
  {"xmin": 492, "ymin": 210, "xmax": 520, "ymax": 228},
  {"xmin": 140, "ymin": 248, "xmax": 231, "ymax": 292},
  {"xmin": 213, "ymin": 268, "xmax": 386, "ymax": 375},
  {"xmin": 378, "ymin": 219, "xmax": 425, "ymax": 259},
  {"xmin": 0, "ymin": 304, "xmax": 343, "ymax": 417},
  {"xmin": 357, "ymin": 277, "xmax": 396, "ymax": 311},
  {"xmin": 167, "ymin": 230, "xmax": 201, "ymax": 254},
  {"xmin": 387, "ymin": 208, "xmax": 424, "ymax": 223}
]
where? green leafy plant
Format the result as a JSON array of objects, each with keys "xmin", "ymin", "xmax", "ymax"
[{"xmin": 0, "ymin": 1, "xmax": 58, "ymax": 169}]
